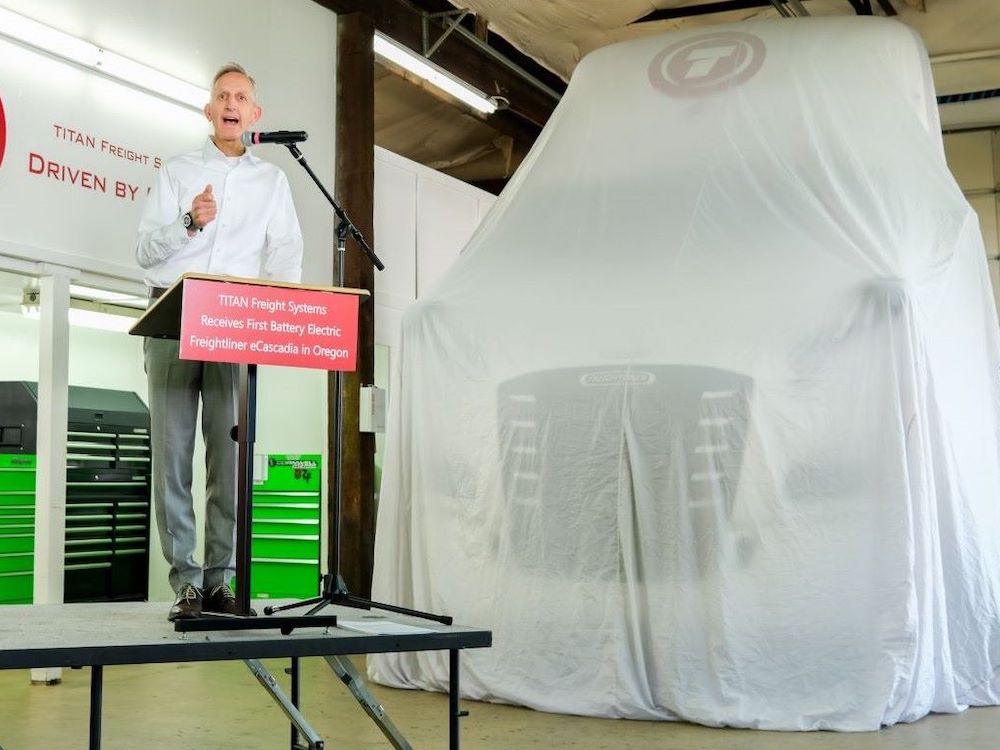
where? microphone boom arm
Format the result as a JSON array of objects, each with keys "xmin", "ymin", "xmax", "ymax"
[{"xmin": 284, "ymin": 142, "xmax": 384, "ymax": 271}]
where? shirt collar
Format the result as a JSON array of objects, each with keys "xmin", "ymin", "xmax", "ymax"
[{"xmin": 200, "ymin": 136, "xmax": 261, "ymax": 166}]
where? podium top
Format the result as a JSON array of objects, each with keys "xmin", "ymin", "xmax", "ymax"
[{"xmin": 129, "ymin": 273, "xmax": 370, "ymax": 340}]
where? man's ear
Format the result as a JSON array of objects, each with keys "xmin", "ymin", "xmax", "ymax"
[
  {"xmin": 250, "ymin": 104, "xmax": 263, "ymax": 126},
  {"xmin": 203, "ymin": 104, "xmax": 212, "ymax": 121}
]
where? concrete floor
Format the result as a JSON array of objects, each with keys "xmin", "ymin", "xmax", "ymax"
[{"xmin": 1, "ymin": 658, "xmax": 999, "ymax": 749}]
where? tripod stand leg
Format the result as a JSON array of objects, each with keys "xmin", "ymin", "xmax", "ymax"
[
  {"xmin": 245, "ymin": 659, "xmax": 325, "ymax": 750},
  {"xmin": 346, "ymin": 594, "xmax": 453, "ymax": 625},
  {"xmin": 263, "ymin": 595, "xmax": 327, "ymax": 616},
  {"xmin": 323, "ymin": 655, "xmax": 413, "ymax": 750}
]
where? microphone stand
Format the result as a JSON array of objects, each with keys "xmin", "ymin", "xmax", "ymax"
[{"xmin": 264, "ymin": 142, "xmax": 451, "ymax": 626}]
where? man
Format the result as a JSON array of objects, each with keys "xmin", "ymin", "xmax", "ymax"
[{"xmin": 136, "ymin": 63, "xmax": 304, "ymax": 621}]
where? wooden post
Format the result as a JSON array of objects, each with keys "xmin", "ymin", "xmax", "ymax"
[
  {"xmin": 331, "ymin": 12, "xmax": 376, "ymax": 597},
  {"xmin": 474, "ymin": 14, "xmax": 489, "ymax": 42}
]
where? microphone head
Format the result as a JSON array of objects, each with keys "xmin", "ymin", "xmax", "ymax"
[{"xmin": 240, "ymin": 130, "xmax": 307, "ymax": 146}]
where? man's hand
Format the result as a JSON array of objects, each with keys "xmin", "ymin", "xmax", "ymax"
[{"xmin": 189, "ymin": 184, "xmax": 217, "ymax": 231}]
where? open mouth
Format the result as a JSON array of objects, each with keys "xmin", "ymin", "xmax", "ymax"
[{"xmin": 222, "ymin": 116, "xmax": 240, "ymax": 126}]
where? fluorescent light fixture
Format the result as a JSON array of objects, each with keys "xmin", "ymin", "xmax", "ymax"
[
  {"xmin": 67, "ymin": 307, "xmax": 137, "ymax": 333},
  {"xmin": 70, "ymin": 284, "xmax": 149, "ymax": 309},
  {"xmin": 374, "ymin": 32, "xmax": 497, "ymax": 114},
  {"xmin": 22, "ymin": 285, "xmax": 144, "ymax": 332},
  {"xmin": 22, "ymin": 306, "xmax": 136, "ymax": 333},
  {"xmin": 0, "ymin": 7, "xmax": 209, "ymax": 110}
]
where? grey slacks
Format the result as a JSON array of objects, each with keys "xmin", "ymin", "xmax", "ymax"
[{"xmin": 144, "ymin": 337, "xmax": 238, "ymax": 593}]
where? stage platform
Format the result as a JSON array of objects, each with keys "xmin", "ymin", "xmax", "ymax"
[{"xmin": 0, "ymin": 600, "xmax": 491, "ymax": 750}]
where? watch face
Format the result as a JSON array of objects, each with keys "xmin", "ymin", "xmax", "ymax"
[{"xmin": 183, "ymin": 212, "xmax": 193, "ymax": 228}]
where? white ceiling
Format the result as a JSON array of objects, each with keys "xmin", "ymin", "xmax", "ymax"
[{"xmin": 436, "ymin": 0, "xmax": 1000, "ymax": 130}]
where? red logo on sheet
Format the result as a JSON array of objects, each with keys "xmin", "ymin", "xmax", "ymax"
[
  {"xmin": 0, "ymin": 92, "xmax": 7, "ymax": 168},
  {"xmin": 649, "ymin": 32, "xmax": 766, "ymax": 97}
]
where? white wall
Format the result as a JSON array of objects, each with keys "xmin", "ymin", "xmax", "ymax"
[
  {"xmin": 0, "ymin": 0, "xmax": 338, "ymax": 602},
  {"xmin": 373, "ymin": 146, "xmax": 497, "ymax": 351},
  {"xmin": 0, "ymin": 0, "xmax": 337, "ymax": 286},
  {"xmin": 371, "ymin": 147, "xmax": 497, "ymax": 476},
  {"xmin": 0, "ymin": 306, "xmax": 147, "ymax": 398}
]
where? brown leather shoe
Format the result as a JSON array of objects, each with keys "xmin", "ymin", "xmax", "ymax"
[
  {"xmin": 203, "ymin": 583, "xmax": 239, "ymax": 615},
  {"xmin": 167, "ymin": 583, "xmax": 202, "ymax": 621}
]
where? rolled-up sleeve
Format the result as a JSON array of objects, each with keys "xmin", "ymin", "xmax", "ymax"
[{"xmin": 135, "ymin": 163, "xmax": 190, "ymax": 270}]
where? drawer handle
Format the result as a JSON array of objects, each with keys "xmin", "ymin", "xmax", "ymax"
[
  {"xmin": 253, "ymin": 503, "xmax": 320, "ymax": 510},
  {"xmin": 253, "ymin": 491, "xmax": 317, "ymax": 497},
  {"xmin": 66, "ymin": 526, "xmax": 113, "ymax": 534}
]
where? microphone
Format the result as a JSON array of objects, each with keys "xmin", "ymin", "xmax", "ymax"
[{"xmin": 242, "ymin": 130, "xmax": 308, "ymax": 146}]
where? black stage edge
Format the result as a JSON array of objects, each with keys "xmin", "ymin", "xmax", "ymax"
[
  {"xmin": 174, "ymin": 614, "xmax": 338, "ymax": 635},
  {"xmin": 0, "ymin": 602, "xmax": 491, "ymax": 670}
]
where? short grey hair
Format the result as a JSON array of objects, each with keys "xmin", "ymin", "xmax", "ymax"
[{"xmin": 212, "ymin": 63, "xmax": 257, "ymax": 96}]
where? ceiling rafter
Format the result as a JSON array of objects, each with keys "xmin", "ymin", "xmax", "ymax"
[
  {"xmin": 632, "ymin": 1, "xmax": 778, "ymax": 22},
  {"xmin": 631, "ymin": 0, "xmax": 897, "ymax": 23},
  {"xmin": 311, "ymin": 0, "xmax": 564, "ymax": 135}
]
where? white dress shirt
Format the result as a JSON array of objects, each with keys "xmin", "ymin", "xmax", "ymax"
[{"xmin": 136, "ymin": 138, "xmax": 304, "ymax": 287}]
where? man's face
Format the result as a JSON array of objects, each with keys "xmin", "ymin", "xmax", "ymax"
[{"xmin": 204, "ymin": 71, "xmax": 261, "ymax": 142}]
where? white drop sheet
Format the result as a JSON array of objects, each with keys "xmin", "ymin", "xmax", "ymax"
[{"xmin": 369, "ymin": 18, "xmax": 1000, "ymax": 730}]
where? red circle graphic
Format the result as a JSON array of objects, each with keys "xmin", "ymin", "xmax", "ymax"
[
  {"xmin": 0, "ymin": 93, "xmax": 6, "ymax": 169},
  {"xmin": 648, "ymin": 32, "xmax": 766, "ymax": 98}
]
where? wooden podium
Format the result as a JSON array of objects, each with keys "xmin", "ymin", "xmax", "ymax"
[{"xmin": 130, "ymin": 273, "xmax": 369, "ymax": 618}]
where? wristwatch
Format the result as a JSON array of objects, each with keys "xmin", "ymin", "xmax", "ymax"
[{"xmin": 182, "ymin": 212, "xmax": 202, "ymax": 232}]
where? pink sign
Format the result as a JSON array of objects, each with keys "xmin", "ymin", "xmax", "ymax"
[{"xmin": 178, "ymin": 278, "xmax": 360, "ymax": 371}]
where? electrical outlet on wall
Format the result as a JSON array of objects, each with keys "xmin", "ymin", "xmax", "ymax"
[{"xmin": 359, "ymin": 385, "xmax": 386, "ymax": 433}]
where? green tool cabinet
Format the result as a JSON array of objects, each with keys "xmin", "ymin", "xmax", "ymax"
[
  {"xmin": 0, "ymin": 453, "xmax": 37, "ymax": 604},
  {"xmin": 0, "ymin": 382, "xmax": 151, "ymax": 605},
  {"xmin": 251, "ymin": 454, "xmax": 322, "ymax": 599}
]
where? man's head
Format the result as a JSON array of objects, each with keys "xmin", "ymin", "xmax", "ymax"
[{"xmin": 204, "ymin": 63, "xmax": 262, "ymax": 154}]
